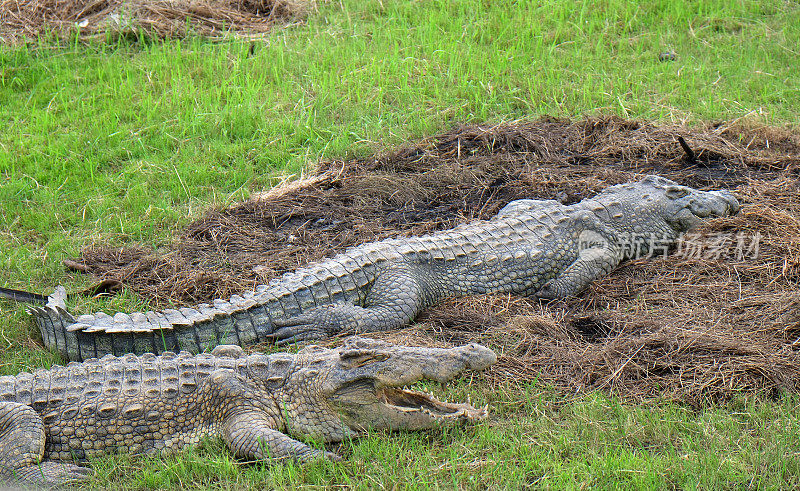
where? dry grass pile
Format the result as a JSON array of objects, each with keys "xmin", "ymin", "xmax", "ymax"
[
  {"xmin": 72, "ymin": 116, "xmax": 800, "ymax": 403},
  {"xmin": 0, "ymin": 0, "xmax": 305, "ymax": 43}
]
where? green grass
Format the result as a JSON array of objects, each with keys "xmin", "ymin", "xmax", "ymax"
[
  {"xmin": 1, "ymin": 0, "xmax": 799, "ymax": 487},
  {"xmin": 85, "ymin": 386, "xmax": 800, "ymax": 489}
]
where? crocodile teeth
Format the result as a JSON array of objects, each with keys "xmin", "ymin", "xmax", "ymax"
[{"xmin": 379, "ymin": 387, "xmax": 485, "ymax": 420}]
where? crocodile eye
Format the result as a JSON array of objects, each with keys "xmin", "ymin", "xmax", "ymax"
[{"xmin": 665, "ymin": 186, "xmax": 690, "ymax": 199}]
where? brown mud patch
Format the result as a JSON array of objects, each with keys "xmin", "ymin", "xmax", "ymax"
[
  {"xmin": 73, "ymin": 116, "xmax": 800, "ymax": 404},
  {"xmin": 0, "ymin": 0, "xmax": 305, "ymax": 43}
]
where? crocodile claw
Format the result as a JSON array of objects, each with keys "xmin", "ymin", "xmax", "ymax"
[
  {"xmin": 16, "ymin": 462, "xmax": 94, "ymax": 486},
  {"xmin": 267, "ymin": 323, "xmax": 326, "ymax": 346},
  {"xmin": 269, "ymin": 308, "xmax": 344, "ymax": 345},
  {"xmin": 324, "ymin": 451, "xmax": 344, "ymax": 462},
  {"xmin": 272, "ymin": 313, "xmax": 315, "ymax": 328}
]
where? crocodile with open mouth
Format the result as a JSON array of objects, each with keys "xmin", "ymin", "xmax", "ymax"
[{"xmin": 0, "ymin": 337, "xmax": 496, "ymax": 485}]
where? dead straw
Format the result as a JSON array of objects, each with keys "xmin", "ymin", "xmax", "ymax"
[{"xmin": 70, "ymin": 116, "xmax": 800, "ymax": 403}]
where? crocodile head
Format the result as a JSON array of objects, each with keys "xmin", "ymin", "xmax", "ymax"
[
  {"xmin": 645, "ymin": 175, "xmax": 740, "ymax": 231},
  {"xmin": 594, "ymin": 175, "xmax": 740, "ymax": 256},
  {"xmin": 281, "ymin": 337, "xmax": 496, "ymax": 442}
]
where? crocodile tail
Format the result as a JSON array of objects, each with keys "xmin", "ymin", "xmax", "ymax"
[
  {"xmin": 25, "ymin": 286, "xmax": 81, "ymax": 360},
  {"xmin": 26, "ymin": 265, "xmax": 362, "ymax": 361},
  {"xmin": 0, "ymin": 286, "xmax": 48, "ymax": 304},
  {"xmin": 26, "ymin": 286, "xmax": 285, "ymax": 362}
]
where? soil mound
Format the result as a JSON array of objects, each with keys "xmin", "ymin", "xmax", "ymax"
[
  {"xmin": 72, "ymin": 116, "xmax": 800, "ymax": 404},
  {"xmin": 0, "ymin": 0, "xmax": 304, "ymax": 43}
]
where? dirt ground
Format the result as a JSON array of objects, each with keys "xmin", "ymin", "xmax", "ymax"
[
  {"xmin": 0, "ymin": 0, "xmax": 305, "ymax": 43},
  {"xmin": 71, "ymin": 116, "xmax": 800, "ymax": 405}
]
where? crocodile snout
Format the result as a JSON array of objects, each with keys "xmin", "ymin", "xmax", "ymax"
[
  {"xmin": 414, "ymin": 343, "xmax": 497, "ymax": 383},
  {"xmin": 458, "ymin": 343, "xmax": 498, "ymax": 371},
  {"xmin": 707, "ymin": 190, "xmax": 740, "ymax": 217}
]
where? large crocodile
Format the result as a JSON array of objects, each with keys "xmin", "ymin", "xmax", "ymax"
[
  {"xmin": 23, "ymin": 175, "xmax": 739, "ymax": 361},
  {"xmin": 0, "ymin": 337, "xmax": 495, "ymax": 485}
]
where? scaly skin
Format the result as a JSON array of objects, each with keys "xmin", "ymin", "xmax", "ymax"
[
  {"xmin": 0, "ymin": 337, "xmax": 496, "ymax": 486},
  {"xmin": 25, "ymin": 176, "xmax": 739, "ymax": 361}
]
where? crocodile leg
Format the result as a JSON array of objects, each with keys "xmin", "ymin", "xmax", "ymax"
[
  {"xmin": 223, "ymin": 412, "xmax": 340, "ymax": 462},
  {"xmin": 269, "ymin": 264, "xmax": 427, "ymax": 345},
  {"xmin": 536, "ymin": 244, "xmax": 621, "ymax": 299},
  {"xmin": 208, "ymin": 368, "xmax": 341, "ymax": 463},
  {"xmin": 0, "ymin": 402, "xmax": 92, "ymax": 485}
]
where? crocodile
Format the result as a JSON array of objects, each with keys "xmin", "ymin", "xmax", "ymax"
[
  {"xmin": 23, "ymin": 175, "xmax": 739, "ymax": 361},
  {"xmin": 0, "ymin": 336, "xmax": 495, "ymax": 485}
]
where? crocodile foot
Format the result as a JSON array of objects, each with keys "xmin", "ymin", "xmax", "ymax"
[
  {"xmin": 269, "ymin": 305, "xmax": 358, "ymax": 345},
  {"xmin": 11, "ymin": 461, "xmax": 93, "ymax": 486}
]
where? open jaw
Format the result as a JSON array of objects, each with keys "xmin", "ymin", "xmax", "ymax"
[
  {"xmin": 330, "ymin": 378, "xmax": 488, "ymax": 434},
  {"xmin": 380, "ymin": 386, "xmax": 488, "ymax": 421},
  {"xmin": 326, "ymin": 340, "xmax": 496, "ymax": 432}
]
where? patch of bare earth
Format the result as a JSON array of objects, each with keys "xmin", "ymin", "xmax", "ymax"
[
  {"xmin": 72, "ymin": 116, "xmax": 800, "ymax": 405},
  {"xmin": 0, "ymin": 0, "xmax": 306, "ymax": 43}
]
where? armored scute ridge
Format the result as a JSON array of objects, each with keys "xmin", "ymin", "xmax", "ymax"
[
  {"xmin": 0, "ymin": 337, "xmax": 496, "ymax": 485},
  {"xmin": 27, "ymin": 176, "xmax": 739, "ymax": 361}
]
